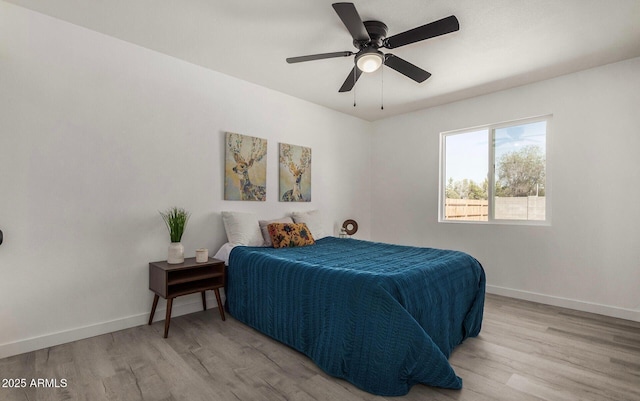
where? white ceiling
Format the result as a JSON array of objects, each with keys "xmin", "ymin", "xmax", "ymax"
[{"xmin": 7, "ymin": 0, "xmax": 640, "ymax": 121}]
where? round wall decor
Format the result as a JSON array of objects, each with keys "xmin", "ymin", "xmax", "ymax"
[{"xmin": 342, "ymin": 219, "xmax": 358, "ymax": 236}]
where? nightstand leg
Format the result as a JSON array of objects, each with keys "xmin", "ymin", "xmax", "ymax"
[
  {"xmin": 201, "ymin": 291, "xmax": 207, "ymax": 311},
  {"xmin": 149, "ymin": 294, "xmax": 159, "ymax": 325},
  {"xmin": 164, "ymin": 298, "xmax": 173, "ymax": 338},
  {"xmin": 214, "ymin": 288, "xmax": 225, "ymax": 321}
]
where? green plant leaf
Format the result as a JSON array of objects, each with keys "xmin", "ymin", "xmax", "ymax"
[{"xmin": 159, "ymin": 207, "xmax": 190, "ymax": 243}]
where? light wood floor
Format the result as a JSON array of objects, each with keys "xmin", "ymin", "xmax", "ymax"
[{"xmin": 2, "ymin": 294, "xmax": 639, "ymax": 401}]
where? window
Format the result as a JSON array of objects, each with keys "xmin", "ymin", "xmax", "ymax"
[{"xmin": 440, "ymin": 116, "xmax": 550, "ymax": 224}]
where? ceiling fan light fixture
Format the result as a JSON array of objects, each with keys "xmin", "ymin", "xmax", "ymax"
[
  {"xmin": 286, "ymin": 3, "xmax": 459, "ymax": 92},
  {"xmin": 356, "ymin": 50, "xmax": 383, "ymax": 73}
]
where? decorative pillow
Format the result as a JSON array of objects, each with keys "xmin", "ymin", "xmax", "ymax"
[
  {"xmin": 221, "ymin": 211, "xmax": 264, "ymax": 246},
  {"xmin": 267, "ymin": 223, "xmax": 315, "ymax": 248},
  {"xmin": 291, "ymin": 210, "xmax": 330, "ymax": 239},
  {"xmin": 259, "ymin": 217, "xmax": 294, "ymax": 247}
]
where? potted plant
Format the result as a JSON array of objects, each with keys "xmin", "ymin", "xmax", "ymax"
[{"xmin": 160, "ymin": 207, "xmax": 190, "ymax": 264}]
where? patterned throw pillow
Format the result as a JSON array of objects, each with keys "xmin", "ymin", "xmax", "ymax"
[{"xmin": 267, "ymin": 223, "xmax": 315, "ymax": 248}]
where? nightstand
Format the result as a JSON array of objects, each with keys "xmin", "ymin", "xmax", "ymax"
[{"xmin": 148, "ymin": 257, "xmax": 226, "ymax": 338}]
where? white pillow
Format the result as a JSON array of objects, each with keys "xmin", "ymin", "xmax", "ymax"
[
  {"xmin": 221, "ymin": 211, "xmax": 264, "ymax": 246},
  {"xmin": 291, "ymin": 210, "xmax": 330, "ymax": 239},
  {"xmin": 213, "ymin": 242, "xmax": 236, "ymax": 266},
  {"xmin": 259, "ymin": 217, "xmax": 294, "ymax": 247}
]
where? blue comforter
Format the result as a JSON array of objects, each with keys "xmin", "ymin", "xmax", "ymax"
[{"xmin": 227, "ymin": 237, "xmax": 485, "ymax": 396}]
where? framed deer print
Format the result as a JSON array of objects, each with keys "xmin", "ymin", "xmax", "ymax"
[
  {"xmin": 225, "ymin": 132, "xmax": 267, "ymax": 201},
  {"xmin": 279, "ymin": 143, "xmax": 311, "ymax": 202}
]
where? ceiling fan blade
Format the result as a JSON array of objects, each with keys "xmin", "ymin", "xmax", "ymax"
[
  {"xmin": 332, "ymin": 2, "xmax": 370, "ymax": 42},
  {"xmin": 286, "ymin": 51, "xmax": 353, "ymax": 64},
  {"xmin": 338, "ymin": 66, "xmax": 363, "ymax": 92},
  {"xmin": 384, "ymin": 54, "xmax": 431, "ymax": 83},
  {"xmin": 384, "ymin": 15, "xmax": 459, "ymax": 49}
]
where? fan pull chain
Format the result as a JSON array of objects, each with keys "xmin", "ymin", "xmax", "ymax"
[
  {"xmin": 380, "ymin": 63, "xmax": 384, "ymax": 110},
  {"xmin": 353, "ymin": 67, "xmax": 357, "ymax": 107}
]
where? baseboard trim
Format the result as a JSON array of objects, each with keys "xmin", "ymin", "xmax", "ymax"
[
  {"xmin": 486, "ymin": 285, "xmax": 640, "ymax": 322},
  {"xmin": 0, "ymin": 294, "xmax": 223, "ymax": 360}
]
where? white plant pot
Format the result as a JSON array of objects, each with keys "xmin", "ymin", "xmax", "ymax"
[{"xmin": 167, "ymin": 242, "xmax": 184, "ymax": 264}]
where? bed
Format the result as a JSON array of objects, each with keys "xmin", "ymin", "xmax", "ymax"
[{"xmin": 225, "ymin": 236, "xmax": 485, "ymax": 396}]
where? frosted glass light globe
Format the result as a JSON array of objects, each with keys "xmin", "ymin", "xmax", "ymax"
[{"xmin": 356, "ymin": 52, "xmax": 383, "ymax": 73}]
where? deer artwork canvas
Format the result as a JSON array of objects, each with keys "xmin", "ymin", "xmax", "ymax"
[
  {"xmin": 225, "ymin": 132, "xmax": 268, "ymax": 201},
  {"xmin": 279, "ymin": 143, "xmax": 311, "ymax": 202}
]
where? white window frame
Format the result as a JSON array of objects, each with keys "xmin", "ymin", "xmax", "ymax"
[{"xmin": 439, "ymin": 115, "xmax": 552, "ymax": 225}]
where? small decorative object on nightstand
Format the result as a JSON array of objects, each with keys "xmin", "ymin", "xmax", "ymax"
[
  {"xmin": 341, "ymin": 219, "xmax": 358, "ymax": 237},
  {"xmin": 195, "ymin": 248, "xmax": 208, "ymax": 263},
  {"xmin": 148, "ymin": 257, "xmax": 225, "ymax": 338}
]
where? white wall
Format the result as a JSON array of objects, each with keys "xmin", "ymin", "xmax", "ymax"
[
  {"xmin": 0, "ymin": 3, "xmax": 372, "ymax": 358},
  {"xmin": 371, "ymin": 57, "xmax": 640, "ymax": 321}
]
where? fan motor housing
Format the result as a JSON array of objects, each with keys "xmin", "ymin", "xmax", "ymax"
[{"xmin": 354, "ymin": 20, "xmax": 388, "ymax": 48}]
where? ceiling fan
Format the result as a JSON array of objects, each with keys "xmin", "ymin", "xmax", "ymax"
[{"xmin": 286, "ymin": 2, "xmax": 459, "ymax": 92}]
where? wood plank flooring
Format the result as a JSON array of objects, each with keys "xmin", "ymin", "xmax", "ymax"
[{"xmin": 1, "ymin": 294, "xmax": 639, "ymax": 401}]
